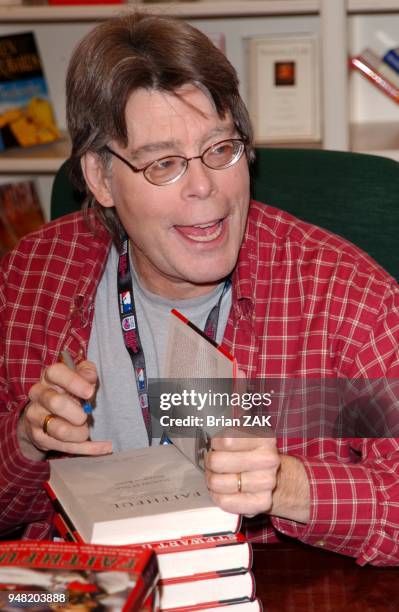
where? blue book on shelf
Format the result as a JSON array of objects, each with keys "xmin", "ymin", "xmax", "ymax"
[
  {"xmin": 384, "ymin": 48, "xmax": 399, "ymax": 74},
  {"xmin": 0, "ymin": 31, "xmax": 60, "ymax": 152}
]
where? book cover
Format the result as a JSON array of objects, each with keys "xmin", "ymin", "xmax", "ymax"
[
  {"xmin": 44, "ymin": 444, "xmax": 240, "ymax": 546},
  {"xmin": 373, "ymin": 30, "xmax": 399, "ymax": 75},
  {"xmin": 384, "ymin": 48, "xmax": 399, "ymax": 74},
  {"xmin": 0, "ymin": 179, "xmax": 45, "ymax": 257},
  {"xmin": 53, "ymin": 511, "xmax": 251, "ymax": 581},
  {"xmin": 350, "ymin": 48, "xmax": 399, "ymax": 104},
  {"xmin": 163, "ymin": 597, "xmax": 262, "ymax": 612},
  {"xmin": 0, "ymin": 540, "xmax": 158, "ymax": 611},
  {"xmin": 0, "ymin": 32, "xmax": 60, "ymax": 151},
  {"xmin": 160, "ymin": 309, "xmax": 237, "ymax": 470},
  {"xmin": 159, "ymin": 570, "xmax": 255, "ymax": 610},
  {"xmin": 247, "ymin": 34, "xmax": 321, "ymax": 143}
]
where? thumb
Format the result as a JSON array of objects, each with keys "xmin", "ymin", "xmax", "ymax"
[{"xmin": 76, "ymin": 360, "xmax": 98, "ymax": 385}]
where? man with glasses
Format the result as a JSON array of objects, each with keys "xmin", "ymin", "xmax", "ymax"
[{"xmin": 1, "ymin": 12, "xmax": 398, "ymax": 567}]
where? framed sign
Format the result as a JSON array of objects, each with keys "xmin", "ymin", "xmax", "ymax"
[{"xmin": 248, "ymin": 34, "xmax": 321, "ymax": 143}]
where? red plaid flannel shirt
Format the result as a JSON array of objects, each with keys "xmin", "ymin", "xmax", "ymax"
[{"xmin": 1, "ymin": 202, "xmax": 398, "ymax": 566}]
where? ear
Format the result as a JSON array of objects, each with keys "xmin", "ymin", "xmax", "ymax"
[{"xmin": 81, "ymin": 152, "xmax": 114, "ymax": 208}]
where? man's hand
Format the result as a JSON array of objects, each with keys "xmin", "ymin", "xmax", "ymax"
[
  {"xmin": 205, "ymin": 431, "xmax": 310, "ymax": 523},
  {"xmin": 17, "ymin": 360, "xmax": 112, "ymax": 461}
]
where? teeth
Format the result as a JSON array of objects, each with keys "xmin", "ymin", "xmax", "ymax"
[
  {"xmin": 186, "ymin": 222, "xmax": 222, "ymax": 242},
  {"xmin": 195, "ymin": 222, "xmax": 218, "ymax": 229}
]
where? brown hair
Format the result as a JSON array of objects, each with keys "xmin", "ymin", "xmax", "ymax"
[{"xmin": 66, "ymin": 11, "xmax": 254, "ymax": 242}]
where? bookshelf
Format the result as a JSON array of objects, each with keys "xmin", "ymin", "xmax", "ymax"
[{"xmin": 0, "ymin": 0, "xmax": 399, "ymax": 218}]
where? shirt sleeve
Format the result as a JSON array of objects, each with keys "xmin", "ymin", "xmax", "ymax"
[
  {"xmin": 272, "ymin": 438, "xmax": 399, "ymax": 566},
  {"xmin": 272, "ymin": 281, "xmax": 399, "ymax": 566},
  {"xmin": 0, "ymin": 256, "xmax": 52, "ymax": 537},
  {"xmin": 0, "ymin": 401, "xmax": 52, "ymax": 536}
]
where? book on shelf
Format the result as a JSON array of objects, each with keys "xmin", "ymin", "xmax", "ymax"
[
  {"xmin": 0, "ymin": 540, "xmax": 158, "ymax": 612},
  {"xmin": 247, "ymin": 34, "xmax": 321, "ymax": 143},
  {"xmin": 54, "ymin": 510, "xmax": 251, "ymax": 582},
  {"xmin": 373, "ymin": 30, "xmax": 399, "ymax": 75},
  {"xmin": 350, "ymin": 48, "xmax": 399, "ymax": 104},
  {"xmin": 0, "ymin": 31, "xmax": 60, "ymax": 151},
  {"xmin": 384, "ymin": 48, "xmax": 399, "ymax": 74},
  {"xmin": 0, "ymin": 179, "xmax": 45, "ymax": 257},
  {"xmin": 44, "ymin": 443, "xmax": 240, "ymax": 547}
]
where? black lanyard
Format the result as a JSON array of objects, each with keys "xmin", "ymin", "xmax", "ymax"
[{"xmin": 117, "ymin": 235, "xmax": 231, "ymax": 444}]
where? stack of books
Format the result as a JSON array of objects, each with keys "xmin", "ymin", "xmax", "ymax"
[
  {"xmin": 350, "ymin": 47, "xmax": 399, "ymax": 104},
  {"xmin": 45, "ymin": 444, "xmax": 262, "ymax": 611}
]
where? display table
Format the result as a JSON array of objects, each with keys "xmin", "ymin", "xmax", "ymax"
[{"xmin": 252, "ymin": 540, "xmax": 399, "ymax": 611}]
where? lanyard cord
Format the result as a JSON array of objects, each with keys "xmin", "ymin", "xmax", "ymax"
[{"xmin": 117, "ymin": 235, "xmax": 231, "ymax": 444}]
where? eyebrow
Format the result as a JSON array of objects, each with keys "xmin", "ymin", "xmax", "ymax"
[{"xmin": 129, "ymin": 125, "xmax": 235, "ymax": 161}]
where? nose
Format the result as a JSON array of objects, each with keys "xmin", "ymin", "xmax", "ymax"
[{"xmin": 180, "ymin": 156, "xmax": 216, "ymax": 200}]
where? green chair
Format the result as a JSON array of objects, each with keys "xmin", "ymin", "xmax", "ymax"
[
  {"xmin": 251, "ymin": 148, "xmax": 399, "ymax": 281},
  {"xmin": 51, "ymin": 149, "xmax": 399, "ymax": 280}
]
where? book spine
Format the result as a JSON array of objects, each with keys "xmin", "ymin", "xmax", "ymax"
[
  {"xmin": 384, "ymin": 48, "xmax": 399, "ymax": 74},
  {"xmin": 124, "ymin": 551, "xmax": 159, "ymax": 612},
  {"xmin": 350, "ymin": 54, "xmax": 399, "ymax": 104},
  {"xmin": 161, "ymin": 596, "xmax": 254, "ymax": 612},
  {"xmin": 45, "ymin": 482, "xmax": 84, "ymax": 544}
]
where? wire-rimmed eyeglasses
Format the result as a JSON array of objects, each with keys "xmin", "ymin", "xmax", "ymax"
[{"xmin": 104, "ymin": 138, "xmax": 245, "ymax": 186}]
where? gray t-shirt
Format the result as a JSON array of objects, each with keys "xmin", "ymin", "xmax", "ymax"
[{"xmin": 88, "ymin": 246, "xmax": 232, "ymax": 452}]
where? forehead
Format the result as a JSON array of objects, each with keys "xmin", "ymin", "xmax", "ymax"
[{"xmin": 124, "ymin": 85, "xmax": 232, "ymax": 151}]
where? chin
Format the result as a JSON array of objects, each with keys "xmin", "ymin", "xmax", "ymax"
[{"xmin": 183, "ymin": 263, "xmax": 235, "ymax": 286}]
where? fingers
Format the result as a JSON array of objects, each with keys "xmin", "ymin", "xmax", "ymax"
[
  {"xmin": 205, "ymin": 435, "xmax": 280, "ymax": 516},
  {"xmin": 28, "ymin": 383, "xmax": 87, "ymax": 426},
  {"xmin": 209, "ymin": 491, "xmax": 273, "ymax": 516},
  {"xmin": 206, "ymin": 468, "xmax": 277, "ymax": 496},
  {"xmin": 206, "ymin": 437, "xmax": 279, "ymax": 473},
  {"xmin": 19, "ymin": 359, "xmax": 111, "ymax": 459},
  {"xmin": 42, "ymin": 361, "xmax": 96, "ymax": 402}
]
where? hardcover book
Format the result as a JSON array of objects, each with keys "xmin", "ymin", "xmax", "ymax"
[
  {"xmin": 0, "ymin": 540, "xmax": 158, "ymax": 611},
  {"xmin": 159, "ymin": 570, "xmax": 255, "ymax": 610},
  {"xmin": 159, "ymin": 308, "xmax": 238, "ymax": 470},
  {"xmin": 0, "ymin": 179, "xmax": 45, "ymax": 257},
  {"xmin": 45, "ymin": 443, "xmax": 240, "ymax": 546},
  {"xmin": 0, "ymin": 31, "xmax": 60, "ymax": 151},
  {"xmin": 247, "ymin": 34, "xmax": 321, "ymax": 142},
  {"xmin": 54, "ymin": 511, "xmax": 251, "ymax": 581},
  {"xmin": 163, "ymin": 599, "xmax": 262, "ymax": 612},
  {"xmin": 384, "ymin": 48, "xmax": 399, "ymax": 74},
  {"xmin": 350, "ymin": 48, "xmax": 399, "ymax": 104}
]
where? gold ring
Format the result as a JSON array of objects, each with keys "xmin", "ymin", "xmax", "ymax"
[
  {"xmin": 43, "ymin": 414, "xmax": 56, "ymax": 435},
  {"xmin": 237, "ymin": 472, "xmax": 242, "ymax": 493}
]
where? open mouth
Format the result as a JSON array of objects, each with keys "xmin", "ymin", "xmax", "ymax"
[{"xmin": 174, "ymin": 219, "xmax": 224, "ymax": 243}]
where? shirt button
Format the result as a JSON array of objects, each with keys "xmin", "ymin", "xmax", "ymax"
[{"xmin": 315, "ymin": 540, "xmax": 325, "ymax": 547}]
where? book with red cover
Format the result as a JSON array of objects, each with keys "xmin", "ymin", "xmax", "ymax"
[
  {"xmin": 350, "ymin": 48, "xmax": 399, "ymax": 103},
  {"xmin": 163, "ymin": 597, "xmax": 263, "ymax": 612},
  {"xmin": 44, "ymin": 444, "xmax": 240, "ymax": 547},
  {"xmin": 52, "ymin": 508, "xmax": 251, "ymax": 581},
  {"xmin": 159, "ymin": 569, "xmax": 255, "ymax": 610},
  {"xmin": 0, "ymin": 540, "xmax": 158, "ymax": 611},
  {"xmin": 0, "ymin": 180, "xmax": 45, "ymax": 257}
]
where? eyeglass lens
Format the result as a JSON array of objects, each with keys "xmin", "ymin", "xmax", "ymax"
[{"xmin": 144, "ymin": 139, "xmax": 244, "ymax": 185}]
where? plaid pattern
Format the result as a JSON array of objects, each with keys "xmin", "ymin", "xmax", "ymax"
[{"xmin": 1, "ymin": 202, "xmax": 398, "ymax": 565}]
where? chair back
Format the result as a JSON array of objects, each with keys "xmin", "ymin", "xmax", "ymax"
[{"xmin": 251, "ymin": 148, "xmax": 399, "ymax": 281}]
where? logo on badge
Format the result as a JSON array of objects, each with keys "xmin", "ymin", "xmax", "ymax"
[
  {"xmin": 137, "ymin": 368, "xmax": 145, "ymax": 390},
  {"xmin": 122, "ymin": 315, "xmax": 136, "ymax": 331},
  {"xmin": 119, "ymin": 291, "xmax": 132, "ymax": 314},
  {"xmin": 140, "ymin": 394, "xmax": 149, "ymax": 409}
]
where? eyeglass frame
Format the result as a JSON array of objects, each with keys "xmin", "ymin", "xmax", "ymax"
[{"xmin": 103, "ymin": 138, "xmax": 246, "ymax": 186}]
